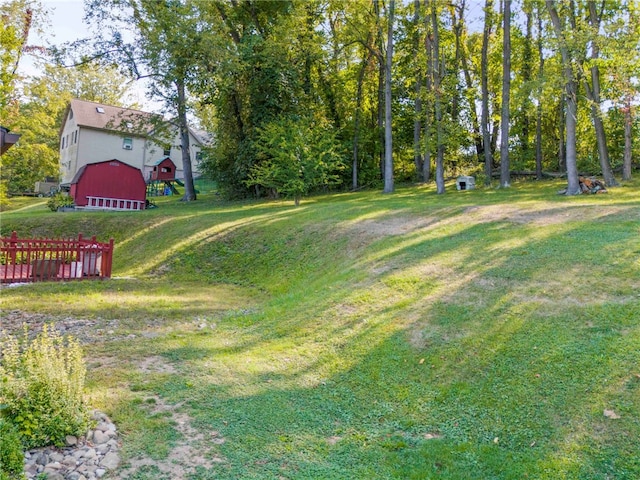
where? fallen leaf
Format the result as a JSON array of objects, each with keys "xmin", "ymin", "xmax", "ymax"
[
  {"xmin": 604, "ymin": 409, "xmax": 621, "ymax": 419},
  {"xmin": 419, "ymin": 358, "xmax": 425, "ymax": 364},
  {"xmin": 493, "ymin": 437, "xmax": 499, "ymax": 444},
  {"xmin": 424, "ymin": 433, "xmax": 442, "ymax": 440}
]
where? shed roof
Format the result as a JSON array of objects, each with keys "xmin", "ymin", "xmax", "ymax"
[
  {"xmin": 70, "ymin": 159, "xmax": 143, "ymax": 184},
  {"xmin": 153, "ymin": 156, "xmax": 176, "ymax": 166}
]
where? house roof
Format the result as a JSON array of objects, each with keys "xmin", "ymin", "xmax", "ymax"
[{"xmin": 65, "ymin": 99, "xmax": 159, "ymax": 137}]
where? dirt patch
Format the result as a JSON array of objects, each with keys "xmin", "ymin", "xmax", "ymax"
[
  {"xmin": 463, "ymin": 204, "xmax": 632, "ymax": 226},
  {"xmin": 136, "ymin": 355, "xmax": 178, "ymax": 375},
  {"xmin": 114, "ymin": 394, "xmax": 225, "ymax": 479}
]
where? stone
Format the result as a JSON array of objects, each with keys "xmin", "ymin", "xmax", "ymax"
[
  {"xmin": 83, "ymin": 448, "xmax": 97, "ymax": 459},
  {"xmin": 100, "ymin": 451, "xmax": 120, "ymax": 470},
  {"xmin": 46, "ymin": 474, "xmax": 65, "ymax": 480},
  {"xmin": 92, "ymin": 430, "xmax": 109, "ymax": 445},
  {"xmin": 96, "ymin": 443, "xmax": 111, "ymax": 455},
  {"xmin": 21, "ymin": 411, "xmax": 120, "ymax": 480},
  {"xmin": 49, "ymin": 452, "xmax": 65, "ymax": 463}
]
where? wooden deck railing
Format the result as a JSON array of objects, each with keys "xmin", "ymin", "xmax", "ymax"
[{"xmin": 0, "ymin": 231, "xmax": 114, "ymax": 283}]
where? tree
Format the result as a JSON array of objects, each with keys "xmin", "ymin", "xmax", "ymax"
[
  {"xmin": 582, "ymin": 0, "xmax": 617, "ymax": 186},
  {"xmin": 546, "ymin": 0, "xmax": 581, "ymax": 195},
  {"xmin": 73, "ymin": 0, "xmax": 205, "ymax": 201},
  {"xmin": 499, "ymin": 0, "xmax": 511, "ymax": 188},
  {"xmin": 383, "ymin": 0, "xmax": 395, "ymax": 193},
  {"xmin": 0, "ymin": 0, "xmax": 34, "ymax": 124},
  {"xmin": 1, "ymin": 62, "xmax": 133, "ymax": 193},
  {"xmin": 481, "ymin": 0, "xmax": 494, "ymax": 186},
  {"xmin": 246, "ymin": 115, "xmax": 346, "ymax": 206},
  {"xmin": 427, "ymin": 0, "xmax": 445, "ymax": 194}
]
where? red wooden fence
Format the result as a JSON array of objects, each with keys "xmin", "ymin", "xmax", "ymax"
[{"xmin": 0, "ymin": 231, "xmax": 114, "ymax": 283}]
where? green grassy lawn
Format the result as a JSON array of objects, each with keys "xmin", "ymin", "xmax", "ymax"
[{"xmin": 1, "ymin": 179, "xmax": 639, "ymax": 479}]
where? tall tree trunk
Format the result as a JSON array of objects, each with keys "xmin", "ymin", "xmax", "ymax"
[
  {"xmin": 623, "ymin": 95, "xmax": 633, "ymax": 181},
  {"xmin": 499, "ymin": 0, "xmax": 511, "ymax": 188},
  {"xmin": 481, "ymin": 0, "xmax": 494, "ymax": 185},
  {"xmin": 535, "ymin": 5, "xmax": 544, "ymax": 180},
  {"xmin": 177, "ymin": 79, "xmax": 196, "ymax": 201},
  {"xmin": 586, "ymin": 1, "xmax": 618, "ymax": 186},
  {"xmin": 383, "ymin": 0, "xmax": 395, "ymax": 194},
  {"xmin": 423, "ymin": 6, "xmax": 433, "ymax": 183},
  {"xmin": 450, "ymin": 4, "xmax": 461, "ymax": 126},
  {"xmin": 413, "ymin": 0, "xmax": 424, "ymax": 182},
  {"xmin": 374, "ymin": 0, "xmax": 385, "ymax": 181},
  {"xmin": 521, "ymin": 4, "xmax": 533, "ymax": 158},
  {"xmin": 430, "ymin": 0, "xmax": 444, "ymax": 194},
  {"xmin": 547, "ymin": 0, "xmax": 580, "ymax": 195},
  {"xmin": 557, "ymin": 100, "xmax": 566, "ymax": 172}
]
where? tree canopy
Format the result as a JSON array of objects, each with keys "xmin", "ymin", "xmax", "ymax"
[{"xmin": 5, "ymin": 0, "xmax": 640, "ymax": 202}]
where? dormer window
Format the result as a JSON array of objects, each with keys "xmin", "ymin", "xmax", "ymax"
[
  {"xmin": 123, "ymin": 138, "xmax": 133, "ymax": 150},
  {"xmin": 163, "ymin": 148, "xmax": 171, "ymax": 156},
  {"xmin": 96, "ymin": 107, "xmax": 105, "ymax": 113}
]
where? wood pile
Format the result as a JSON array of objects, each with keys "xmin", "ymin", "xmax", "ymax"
[
  {"xmin": 558, "ymin": 176, "xmax": 608, "ymax": 195},
  {"xmin": 579, "ymin": 176, "xmax": 608, "ymax": 194}
]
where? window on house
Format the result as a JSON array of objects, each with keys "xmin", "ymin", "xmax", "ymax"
[
  {"xmin": 61, "ymin": 137, "xmax": 65, "ymax": 149},
  {"xmin": 163, "ymin": 148, "xmax": 171, "ymax": 156},
  {"xmin": 161, "ymin": 167, "xmax": 171, "ymax": 173},
  {"xmin": 123, "ymin": 138, "xmax": 133, "ymax": 150},
  {"xmin": 96, "ymin": 107, "xmax": 105, "ymax": 114}
]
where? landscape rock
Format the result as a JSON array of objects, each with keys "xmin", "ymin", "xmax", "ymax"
[{"xmin": 23, "ymin": 412, "xmax": 120, "ymax": 480}]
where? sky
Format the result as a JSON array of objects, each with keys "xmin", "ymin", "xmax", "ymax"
[{"xmin": 20, "ymin": 0, "xmax": 157, "ymax": 111}]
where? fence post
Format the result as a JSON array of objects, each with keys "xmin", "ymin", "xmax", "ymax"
[
  {"xmin": 8, "ymin": 231, "xmax": 18, "ymax": 265},
  {"xmin": 102, "ymin": 238, "xmax": 114, "ymax": 278}
]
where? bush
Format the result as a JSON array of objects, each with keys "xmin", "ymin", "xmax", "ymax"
[
  {"xmin": 46, "ymin": 193, "xmax": 73, "ymax": 212},
  {"xmin": 0, "ymin": 419, "xmax": 25, "ymax": 480},
  {"xmin": 0, "ymin": 324, "xmax": 91, "ymax": 449}
]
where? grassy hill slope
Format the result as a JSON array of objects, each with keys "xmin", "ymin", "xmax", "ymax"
[{"xmin": 2, "ymin": 180, "xmax": 639, "ymax": 479}]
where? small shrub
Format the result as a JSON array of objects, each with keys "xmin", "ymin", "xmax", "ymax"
[
  {"xmin": 46, "ymin": 193, "xmax": 73, "ymax": 212},
  {"xmin": 0, "ymin": 324, "xmax": 91, "ymax": 449},
  {"xmin": 0, "ymin": 418, "xmax": 25, "ymax": 479}
]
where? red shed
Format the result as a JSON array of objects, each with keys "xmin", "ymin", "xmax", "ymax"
[
  {"xmin": 70, "ymin": 159, "xmax": 146, "ymax": 210},
  {"xmin": 150, "ymin": 157, "xmax": 177, "ymax": 181}
]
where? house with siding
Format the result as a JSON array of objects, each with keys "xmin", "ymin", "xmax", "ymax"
[{"xmin": 59, "ymin": 99, "xmax": 206, "ymax": 187}]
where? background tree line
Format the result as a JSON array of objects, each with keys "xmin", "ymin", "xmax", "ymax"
[{"xmin": 2, "ymin": 0, "xmax": 639, "ymax": 201}]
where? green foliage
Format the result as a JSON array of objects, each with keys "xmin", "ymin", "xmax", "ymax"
[
  {"xmin": 247, "ymin": 115, "xmax": 346, "ymax": 205},
  {"xmin": 1, "ymin": 62, "xmax": 135, "ymax": 194},
  {"xmin": 46, "ymin": 193, "xmax": 73, "ymax": 212},
  {"xmin": 0, "ymin": 325, "xmax": 91, "ymax": 449},
  {"xmin": 0, "ymin": 419, "xmax": 25, "ymax": 480},
  {"xmin": 1, "ymin": 180, "xmax": 640, "ymax": 478}
]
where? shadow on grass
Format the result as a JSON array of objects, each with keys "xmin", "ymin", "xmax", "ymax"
[{"xmin": 3, "ymin": 181, "xmax": 639, "ymax": 479}]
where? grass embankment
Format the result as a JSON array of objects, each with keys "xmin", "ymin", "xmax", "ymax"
[{"xmin": 1, "ymin": 180, "xmax": 639, "ymax": 479}]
